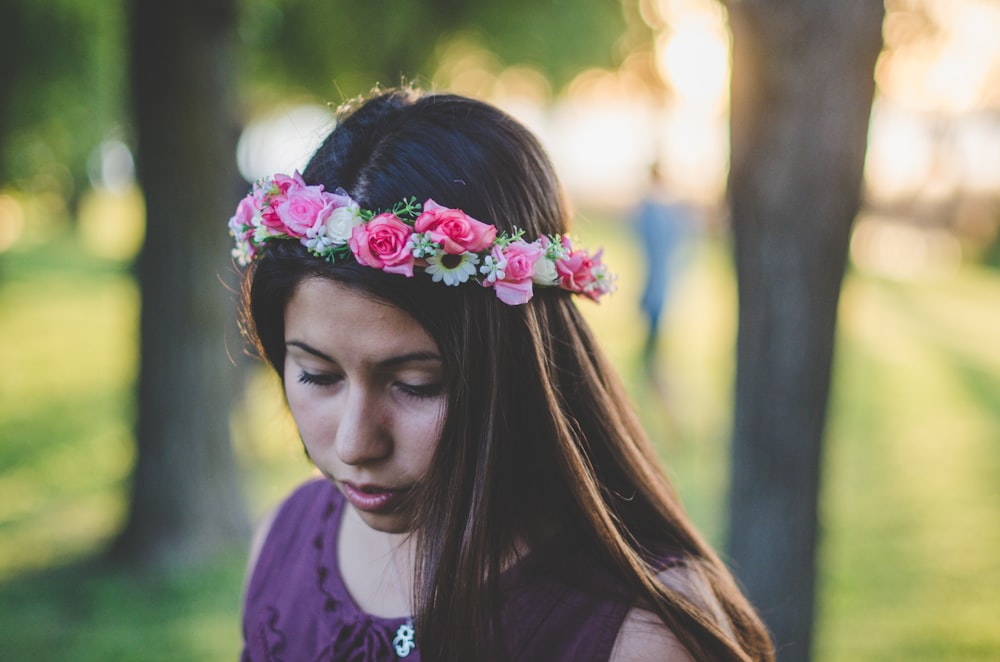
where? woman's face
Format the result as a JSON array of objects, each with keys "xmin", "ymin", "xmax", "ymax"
[{"xmin": 283, "ymin": 277, "xmax": 446, "ymax": 534}]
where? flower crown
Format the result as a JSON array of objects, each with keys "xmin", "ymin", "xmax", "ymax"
[{"xmin": 228, "ymin": 172, "xmax": 615, "ymax": 305}]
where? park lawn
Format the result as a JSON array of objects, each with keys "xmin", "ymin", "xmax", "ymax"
[{"xmin": 1, "ymin": 217, "xmax": 999, "ymax": 660}]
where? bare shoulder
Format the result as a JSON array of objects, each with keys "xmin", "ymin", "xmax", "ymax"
[
  {"xmin": 244, "ymin": 505, "xmax": 279, "ymax": 584},
  {"xmin": 609, "ymin": 563, "xmax": 734, "ymax": 661},
  {"xmin": 656, "ymin": 562, "xmax": 733, "ymax": 637},
  {"xmin": 610, "ymin": 606, "xmax": 696, "ymax": 661}
]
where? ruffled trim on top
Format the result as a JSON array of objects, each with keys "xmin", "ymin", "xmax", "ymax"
[
  {"xmin": 313, "ymin": 489, "xmax": 417, "ymax": 661},
  {"xmin": 243, "ymin": 480, "xmax": 418, "ymax": 662}
]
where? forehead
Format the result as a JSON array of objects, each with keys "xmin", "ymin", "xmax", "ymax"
[{"xmin": 284, "ymin": 278, "xmax": 439, "ymax": 358}]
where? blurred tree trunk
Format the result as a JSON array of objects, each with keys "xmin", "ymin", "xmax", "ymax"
[
  {"xmin": 112, "ymin": 0, "xmax": 249, "ymax": 566},
  {"xmin": 724, "ymin": 1, "xmax": 883, "ymax": 659},
  {"xmin": 0, "ymin": 2, "xmax": 21, "ymax": 189}
]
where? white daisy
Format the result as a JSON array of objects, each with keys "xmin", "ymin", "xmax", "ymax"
[{"xmin": 425, "ymin": 251, "xmax": 481, "ymax": 286}]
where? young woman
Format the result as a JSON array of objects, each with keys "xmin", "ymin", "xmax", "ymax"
[{"xmin": 234, "ymin": 88, "xmax": 773, "ymax": 661}]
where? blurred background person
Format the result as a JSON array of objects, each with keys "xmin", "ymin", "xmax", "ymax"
[{"xmin": 632, "ymin": 161, "xmax": 698, "ymax": 380}]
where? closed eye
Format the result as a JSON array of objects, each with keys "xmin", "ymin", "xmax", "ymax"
[
  {"xmin": 297, "ymin": 371, "xmax": 339, "ymax": 387},
  {"xmin": 395, "ymin": 382, "xmax": 445, "ymax": 399}
]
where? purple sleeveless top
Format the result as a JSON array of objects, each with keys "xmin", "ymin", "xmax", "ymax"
[{"xmin": 241, "ymin": 479, "xmax": 641, "ymax": 661}]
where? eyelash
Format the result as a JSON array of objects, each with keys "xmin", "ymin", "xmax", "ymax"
[
  {"xmin": 297, "ymin": 371, "xmax": 338, "ymax": 387},
  {"xmin": 396, "ymin": 382, "xmax": 445, "ymax": 400},
  {"xmin": 296, "ymin": 371, "xmax": 443, "ymax": 400}
]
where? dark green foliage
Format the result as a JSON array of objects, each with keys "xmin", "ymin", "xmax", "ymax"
[
  {"xmin": 0, "ymin": 0, "xmax": 125, "ymax": 200},
  {"xmin": 0, "ymin": 0, "xmax": 632, "ymax": 208},
  {"xmin": 238, "ymin": 0, "xmax": 629, "ymax": 100}
]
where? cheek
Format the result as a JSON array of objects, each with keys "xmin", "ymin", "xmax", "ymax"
[
  {"xmin": 284, "ymin": 383, "xmax": 331, "ymax": 446},
  {"xmin": 283, "ymin": 378, "xmax": 306, "ymax": 420},
  {"xmin": 410, "ymin": 402, "xmax": 447, "ymax": 468}
]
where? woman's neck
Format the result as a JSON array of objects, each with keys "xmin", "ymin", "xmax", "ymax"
[{"xmin": 337, "ymin": 505, "xmax": 417, "ymax": 618}]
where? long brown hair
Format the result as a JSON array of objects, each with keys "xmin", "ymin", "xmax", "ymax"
[{"xmin": 241, "ymin": 88, "xmax": 773, "ymax": 661}]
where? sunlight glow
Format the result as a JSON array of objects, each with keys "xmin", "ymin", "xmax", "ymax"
[
  {"xmin": 546, "ymin": 99, "xmax": 658, "ymax": 203},
  {"xmin": 77, "ymin": 188, "xmax": 145, "ymax": 260},
  {"xmin": 954, "ymin": 116, "xmax": 1000, "ymax": 193},
  {"xmin": 236, "ymin": 105, "xmax": 335, "ymax": 183},
  {"xmin": 851, "ymin": 214, "xmax": 962, "ymax": 279},
  {"xmin": 657, "ymin": 22, "xmax": 729, "ymax": 109},
  {"xmin": 865, "ymin": 103, "xmax": 935, "ymax": 200},
  {"xmin": 878, "ymin": 0, "xmax": 1000, "ymax": 112},
  {"xmin": 659, "ymin": 108, "xmax": 728, "ymax": 202},
  {"xmin": 0, "ymin": 194, "xmax": 24, "ymax": 253},
  {"xmin": 433, "ymin": 36, "xmax": 503, "ymax": 99}
]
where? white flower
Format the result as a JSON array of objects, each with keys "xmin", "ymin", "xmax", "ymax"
[
  {"xmin": 425, "ymin": 251, "xmax": 481, "ymax": 286},
  {"xmin": 253, "ymin": 224, "xmax": 276, "ymax": 243},
  {"xmin": 531, "ymin": 255, "xmax": 559, "ymax": 286},
  {"xmin": 302, "ymin": 234, "xmax": 335, "ymax": 254},
  {"xmin": 590, "ymin": 264, "xmax": 617, "ymax": 295},
  {"xmin": 311, "ymin": 202, "xmax": 362, "ymax": 245},
  {"xmin": 231, "ymin": 244, "xmax": 252, "ymax": 266},
  {"xmin": 408, "ymin": 232, "xmax": 442, "ymax": 259},
  {"xmin": 479, "ymin": 253, "xmax": 507, "ymax": 283}
]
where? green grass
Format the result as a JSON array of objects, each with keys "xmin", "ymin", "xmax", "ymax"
[
  {"xmin": 817, "ymin": 270, "xmax": 1000, "ymax": 660},
  {"xmin": 0, "ymin": 209, "xmax": 312, "ymax": 659},
  {"xmin": 0, "ymin": 239, "xmax": 137, "ymax": 576},
  {"xmin": 2, "ymin": 209, "xmax": 999, "ymax": 660},
  {"xmin": 0, "ymin": 554, "xmax": 247, "ymax": 662}
]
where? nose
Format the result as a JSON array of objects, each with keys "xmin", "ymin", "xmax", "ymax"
[{"xmin": 333, "ymin": 384, "xmax": 392, "ymax": 466}]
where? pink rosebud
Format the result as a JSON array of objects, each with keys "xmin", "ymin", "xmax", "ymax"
[
  {"xmin": 273, "ymin": 172, "xmax": 303, "ymax": 195},
  {"xmin": 322, "ymin": 190, "xmax": 356, "ymax": 212},
  {"xmin": 257, "ymin": 172, "xmax": 308, "ymax": 231},
  {"xmin": 414, "ymin": 199, "xmax": 497, "ymax": 254},
  {"xmin": 348, "ymin": 213, "xmax": 416, "ymax": 277},
  {"xmin": 554, "ymin": 238, "xmax": 598, "ymax": 296},
  {"xmin": 493, "ymin": 278, "xmax": 534, "ymax": 305},
  {"xmin": 485, "ymin": 240, "xmax": 543, "ymax": 305},
  {"xmin": 582, "ymin": 249, "xmax": 609, "ymax": 300},
  {"xmin": 501, "ymin": 241, "xmax": 542, "ymax": 281},
  {"xmin": 483, "ymin": 240, "xmax": 545, "ymax": 306},
  {"xmin": 228, "ymin": 196, "xmax": 256, "ymax": 238}
]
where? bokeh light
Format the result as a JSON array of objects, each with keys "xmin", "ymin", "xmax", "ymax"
[{"xmin": 236, "ymin": 104, "xmax": 336, "ymax": 183}]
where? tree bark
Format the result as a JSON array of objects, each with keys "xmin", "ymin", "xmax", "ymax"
[
  {"xmin": 724, "ymin": 2, "xmax": 883, "ymax": 659},
  {"xmin": 113, "ymin": 0, "xmax": 249, "ymax": 566},
  {"xmin": 0, "ymin": 1, "xmax": 23, "ymax": 188}
]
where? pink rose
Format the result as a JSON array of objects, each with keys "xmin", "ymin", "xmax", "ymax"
[
  {"xmin": 273, "ymin": 172, "xmax": 301, "ymax": 194},
  {"xmin": 414, "ymin": 199, "xmax": 497, "ymax": 254},
  {"xmin": 257, "ymin": 172, "xmax": 306, "ymax": 231},
  {"xmin": 321, "ymin": 190, "xmax": 356, "ymax": 212},
  {"xmin": 554, "ymin": 238, "xmax": 599, "ymax": 297},
  {"xmin": 486, "ymin": 240, "xmax": 543, "ymax": 305},
  {"xmin": 257, "ymin": 198, "xmax": 283, "ymax": 231},
  {"xmin": 276, "ymin": 182, "xmax": 331, "ymax": 237},
  {"xmin": 348, "ymin": 213, "xmax": 416, "ymax": 277},
  {"xmin": 228, "ymin": 196, "xmax": 255, "ymax": 239}
]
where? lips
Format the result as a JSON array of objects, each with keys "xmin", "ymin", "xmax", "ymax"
[{"xmin": 340, "ymin": 481, "xmax": 409, "ymax": 514}]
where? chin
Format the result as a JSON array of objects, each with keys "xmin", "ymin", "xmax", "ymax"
[{"xmin": 356, "ymin": 510, "xmax": 414, "ymax": 535}]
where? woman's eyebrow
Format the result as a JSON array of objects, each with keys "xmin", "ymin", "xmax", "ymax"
[
  {"xmin": 379, "ymin": 351, "xmax": 442, "ymax": 368},
  {"xmin": 285, "ymin": 340, "xmax": 441, "ymax": 367},
  {"xmin": 286, "ymin": 340, "xmax": 334, "ymax": 362}
]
